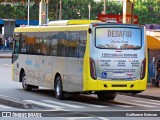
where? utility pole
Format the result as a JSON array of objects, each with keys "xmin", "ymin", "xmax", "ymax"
[
  {"xmin": 59, "ymin": 0, "xmax": 62, "ymax": 20},
  {"xmin": 103, "ymin": 0, "xmax": 106, "ymax": 14},
  {"xmin": 27, "ymin": 0, "xmax": 30, "ymax": 26},
  {"xmin": 123, "ymin": 0, "xmax": 134, "ymax": 24},
  {"xmin": 88, "ymin": 4, "xmax": 91, "ymax": 20},
  {"xmin": 39, "ymin": 0, "xmax": 49, "ymax": 25}
]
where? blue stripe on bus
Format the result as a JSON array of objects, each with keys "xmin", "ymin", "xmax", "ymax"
[
  {"xmin": 34, "ymin": 64, "xmax": 40, "ymax": 68},
  {"xmin": 25, "ymin": 60, "xmax": 32, "ymax": 65}
]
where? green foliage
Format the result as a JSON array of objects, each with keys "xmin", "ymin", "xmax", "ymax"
[
  {"xmin": 0, "ymin": 0, "xmax": 159, "ymax": 24},
  {"xmin": 134, "ymin": 0, "xmax": 160, "ymax": 24}
]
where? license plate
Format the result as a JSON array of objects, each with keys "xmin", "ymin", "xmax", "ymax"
[{"xmin": 113, "ymin": 72, "xmax": 125, "ymax": 77}]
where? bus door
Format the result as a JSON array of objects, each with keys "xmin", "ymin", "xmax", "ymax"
[
  {"xmin": 28, "ymin": 32, "xmax": 41, "ymax": 86},
  {"xmin": 67, "ymin": 31, "xmax": 86, "ymax": 92},
  {"xmin": 39, "ymin": 32, "xmax": 53, "ymax": 88},
  {"xmin": 12, "ymin": 33, "xmax": 20, "ymax": 82}
]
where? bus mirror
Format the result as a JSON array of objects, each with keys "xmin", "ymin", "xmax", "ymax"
[{"xmin": 88, "ymin": 28, "xmax": 92, "ymax": 34}]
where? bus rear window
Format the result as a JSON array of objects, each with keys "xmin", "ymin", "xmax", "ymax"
[{"xmin": 95, "ymin": 27, "xmax": 142, "ymax": 49}]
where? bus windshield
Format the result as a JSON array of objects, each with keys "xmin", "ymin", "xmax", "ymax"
[{"xmin": 95, "ymin": 27, "xmax": 142, "ymax": 49}]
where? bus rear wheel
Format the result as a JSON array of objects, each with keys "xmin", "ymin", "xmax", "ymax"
[
  {"xmin": 21, "ymin": 72, "xmax": 32, "ymax": 91},
  {"xmin": 55, "ymin": 76, "xmax": 65, "ymax": 100},
  {"xmin": 97, "ymin": 91, "xmax": 117, "ymax": 101}
]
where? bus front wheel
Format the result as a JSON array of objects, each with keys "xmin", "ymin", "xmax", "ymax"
[
  {"xmin": 97, "ymin": 91, "xmax": 117, "ymax": 101},
  {"xmin": 22, "ymin": 72, "xmax": 32, "ymax": 91},
  {"xmin": 55, "ymin": 76, "xmax": 65, "ymax": 100}
]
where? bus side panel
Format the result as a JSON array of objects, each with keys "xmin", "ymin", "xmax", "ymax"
[
  {"xmin": 67, "ymin": 58, "xmax": 83, "ymax": 92},
  {"xmin": 139, "ymin": 30, "xmax": 148, "ymax": 90},
  {"xmin": 39, "ymin": 56, "xmax": 53, "ymax": 88},
  {"xmin": 27, "ymin": 55, "xmax": 40, "ymax": 86},
  {"xmin": 13, "ymin": 54, "xmax": 28, "ymax": 82},
  {"xmin": 83, "ymin": 32, "xmax": 98, "ymax": 91},
  {"xmin": 12, "ymin": 55, "xmax": 19, "ymax": 82},
  {"xmin": 52, "ymin": 57, "xmax": 69, "ymax": 91},
  {"xmin": 19, "ymin": 54, "xmax": 28, "ymax": 80}
]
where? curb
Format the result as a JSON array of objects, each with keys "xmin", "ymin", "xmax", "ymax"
[
  {"xmin": 0, "ymin": 95, "xmax": 33, "ymax": 109},
  {"xmin": 119, "ymin": 93, "xmax": 160, "ymax": 101}
]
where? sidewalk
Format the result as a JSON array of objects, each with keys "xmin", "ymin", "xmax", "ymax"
[
  {"xmin": 120, "ymin": 86, "xmax": 160, "ymax": 100},
  {"xmin": 0, "ymin": 50, "xmax": 12, "ymax": 58}
]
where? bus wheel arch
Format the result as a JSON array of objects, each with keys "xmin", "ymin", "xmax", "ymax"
[
  {"xmin": 54, "ymin": 73, "xmax": 65, "ymax": 100},
  {"xmin": 20, "ymin": 68, "xmax": 25, "ymax": 82}
]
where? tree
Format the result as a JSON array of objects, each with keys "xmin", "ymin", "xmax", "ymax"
[
  {"xmin": 0, "ymin": 0, "xmax": 159, "ymax": 25},
  {"xmin": 134, "ymin": 0, "xmax": 160, "ymax": 24}
]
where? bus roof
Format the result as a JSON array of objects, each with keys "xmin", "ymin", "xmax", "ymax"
[
  {"xmin": 48, "ymin": 20, "xmax": 101, "ymax": 26},
  {"xmin": 14, "ymin": 24, "xmax": 90, "ymax": 32},
  {"xmin": 14, "ymin": 20, "xmax": 101, "ymax": 32}
]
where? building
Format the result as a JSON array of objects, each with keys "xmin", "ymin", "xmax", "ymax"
[{"xmin": 0, "ymin": 19, "xmax": 39, "ymax": 39}]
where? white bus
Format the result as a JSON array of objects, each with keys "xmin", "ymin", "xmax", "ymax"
[{"xmin": 12, "ymin": 20, "xmax": 147, "ymax": 100}]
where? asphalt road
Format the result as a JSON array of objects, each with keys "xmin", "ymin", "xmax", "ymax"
[{"xmin": 0, "ymin": 58, "xmax": 160, "ymax": 119}]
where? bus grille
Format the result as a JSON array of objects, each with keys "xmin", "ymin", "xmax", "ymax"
[{"xmin": 112, "ymin": 84, "xmax": 127, "ymax": 87}]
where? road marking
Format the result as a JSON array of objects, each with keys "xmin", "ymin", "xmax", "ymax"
[
  {"xmin": 23, "ymin": 100, "xmax": 69, "ymax": 111},
  {"xmin": 146, "ymin": 99, "xmax": 160, "ymax": 103},
  {"xmin": 59, "ymin": 117, "xmax": 107, "ymax": 120},
  {"xmin": 66, "ymin": 101, "xmax": 107, "ymax": 108},
  {"xmin": 0, "ymin": 95, "xmax": 21, "ymax": 101},
  {"xmin": 131, "ymin": 100, "xmax": 160, "ymax": 106},
  {"xmin": 0, "ymin": 104, "xmax": 12, "ymax": 109},
  {"xmin": 97, "ymin": 117, "xmax": 110, "ymax": 120},
  {"xmin": 118, "ymin": 100, "xmax": 156, "ymax": 107},
  {"xmin": 42, "ymin": 100, "xmax": 85, "ymax": 108},
  {"xmin": 113, "ymin": 104, "xmax": 132, "ymax": 108},
  {"xmin": 4, "ymin": 64, "xmax": 12, "ymax": 67}
]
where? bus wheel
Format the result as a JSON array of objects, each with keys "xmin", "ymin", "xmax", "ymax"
[
  {"xmin": 97, "ymin": 91, "xmax": 117, "ymax": 101},
  {"xmin": 22, "ymin": 72, "xmax": 32, "ymax": 91},
  {"xmin": 55, "ymin": 76, "xmax": 65, "ymax": 100}
]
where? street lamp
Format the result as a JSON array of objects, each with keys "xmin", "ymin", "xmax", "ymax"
[{"xmin": 88, "ymin": 4, "xmax": 91, "ymax": 20}]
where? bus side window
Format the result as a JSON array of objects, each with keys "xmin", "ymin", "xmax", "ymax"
[
  {"xmin": 78, "ymin": 31, "xmax": 87, "ymax": 58},
  {"xmin": 14, "ymin": 40, "xmax": 19, "ymax": 54},
  {"xmin": 26, "ymin": 32, "xmax": 35, "ymax": 54},
  {"xmin": 57, "ymin": 32, "xmax": 68, "ymax": 57},
  {"xmin": 50, "ymin": 32, "xmax": 58, "ymax": 56},
  {"xmin": 34, "ymin": 32, "xmax": 43, "ymax": 55},
  {"xmin": 68, "ymin": 31, "xmax": 79, "ymax": 57},
  {"xmin": 19, "ymin": 33, "xmax": 26, "ymax": 54},
  {"xmin": 13, "ymin": 33, "xmax": 20, "ymax": 54},
  {"xmin": 42, "ymin": 32, "xmax": 51, "ymax": 56}
]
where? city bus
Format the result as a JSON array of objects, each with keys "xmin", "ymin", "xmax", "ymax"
[{"xmin": 12, "ymin": 20, "xmax": 147, "ymax": 100}]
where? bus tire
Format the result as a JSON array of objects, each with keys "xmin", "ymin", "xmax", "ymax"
[
  {"xmin": 55, "ymin": 76, "xmax": 65, "ymax": 100},
  {"xmin": 97, "ymin": 91, "xmax": 116, "ymax": 101},
  {"xmin": 21, "ymin": 72, "xmax": 32, "ymax": 91},
  {"xmin": 130, "ymin": 91, "xmax": 142, "ymax": 95}
]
